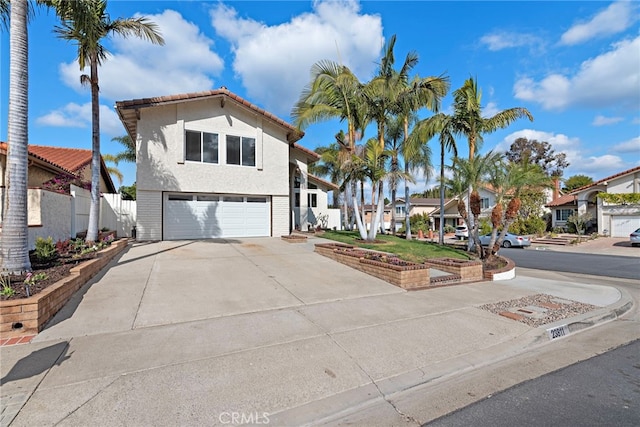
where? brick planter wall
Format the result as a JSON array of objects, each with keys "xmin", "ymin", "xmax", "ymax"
[
  {"xmin": 281, "ymin": 235, "xmax": 308, "ymax": 243},
  {"xmin": 315, "ymin": 243, "xmax": 430, "ymax": 290},
  {"xmin": 0, "ymin": 239, "xmax": 129, "ymax": 337},
  {"xmin": 424, "ymin": 258, "xmax": 484, "ymax": 282},
  {"xmin": 483, "ymin": 256, "xmax": 516, "ymax": 281}
]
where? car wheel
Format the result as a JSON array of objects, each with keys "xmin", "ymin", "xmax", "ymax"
[{"xmin": 502, "ymin": 240, "xmax": 512, "ymax": 248}]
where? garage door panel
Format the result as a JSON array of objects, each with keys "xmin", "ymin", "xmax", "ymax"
[
  {"xmin": 164, "ymin": 194, "xmax": 270, "ymax": 240},
  {"xmin": 611, "ymin": 215, "xmax": 640, "ymax": 237}
]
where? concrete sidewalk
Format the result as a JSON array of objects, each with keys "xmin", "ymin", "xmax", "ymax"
[{"xmin": 0, "ymin": 237, "xmax": 635, "ymax": 426}]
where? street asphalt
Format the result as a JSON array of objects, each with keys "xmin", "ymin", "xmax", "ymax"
[{"xmin": 0, "ymin": 236, "xmax": 637, "ymax": 426}]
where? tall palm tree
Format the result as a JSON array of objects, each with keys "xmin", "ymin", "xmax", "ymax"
[
  {"xmin": 453, "ymin": 77, "xmax": 533, "ymax": 161},
  {"xmin": 293, "ymin": 60, "xmax": 366, "ymax": 231},
  {"xmin": 1, "ymin": 0, "xmax": 31, "ymax": 274},
  {"xmin": 448, "ymin": 151, "xmax": 504, "ymax": 256},
  {"xmin": 54, "ymin": 0, "xmax": 164, "ymax": 242}
]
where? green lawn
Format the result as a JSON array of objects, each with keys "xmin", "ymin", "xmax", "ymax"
[{"xmin": 319, "ymin": 230, "xmax": 472, "ymax": 263}]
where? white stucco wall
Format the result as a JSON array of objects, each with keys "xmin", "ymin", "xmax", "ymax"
[
  {"xmin": 136, "ymin": 99, "xmax": 290, "ymax": 197},
  {"xmin": 27, "ymin": 189, "xmax": 71, "ymax": 249}
]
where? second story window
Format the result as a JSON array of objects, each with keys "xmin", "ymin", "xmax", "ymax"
[
  {"xmin": 186, "ymin": 130, "xmax": 218, "ymax": 164},
  {"xmin": 226, "ymin": 135, "xmax": 256, "ymax": 167},
  {"xmin": 480, "ymin": 198, "xmax": 490, "ymax": 209}
]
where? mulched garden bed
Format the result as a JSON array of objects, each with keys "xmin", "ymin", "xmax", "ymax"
[{"xmin": 1, "ymin": 246, "xmax": 100, "ymax": 301}]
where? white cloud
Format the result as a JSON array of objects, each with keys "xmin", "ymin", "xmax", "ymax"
[
  {"xmin": 612, "ymin": 136, "xmax": 640, "ymax": 153},
  {"xmin": 514, "ymin": 36, "xmax": 640, "ymax": 111},
  {"xmin": 578, "ymin": 154, "xmax": 625, "ymax": 174},
  {"xmin": 59, "ymin": 10, "xmax": 224, "ymax": 101},
  {"xmin": 480, "ymin": 31, "xmax": 544, "ymax": 53},
  {"xmin": 592, "ymin": 115, "xmax": 624, "ymax": 126},
  {"xmin": 560, "ymin": 1, "xmax": 638, "ymax": 46},
  {"xmin": 210, "ymin": 0, "xmax": 383, "ymax": 116},
  {"xmin": 36, "ymin": 102, "xmax": 124, "ymax": 136}
]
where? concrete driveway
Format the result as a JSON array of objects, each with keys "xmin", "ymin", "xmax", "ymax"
[{"xmin": 1, "ymin": 236, "xmax": 631, "ymax": 426}]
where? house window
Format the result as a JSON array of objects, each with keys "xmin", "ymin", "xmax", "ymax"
[
  {"xmin": 480, "ymin": 198, "xmax": 490, "ymax": 209},
  {"xmin": 294, "ymin": 176, "xmax": 301, "ymax": 188},
  {"xmin": 395, "ymin": 205, "xmax": 406, "ymax": 216},
  {"xmin": 226, "ymin": 135, "xmax": 256, "ymax": 166},
  {"xmin": 555, "ymin": 209, "xmax": 575, "ymax": 221},
  {"xmin": 308, "ymin": 182, "xmax": 318, "ymax": 190},
  {"xmin": 308, "ymin": 193, "xmax": 317, "ymax": 208},
  {"xmin": 294, "ymin": 193, "xmax": 300, "ymax": 207},
  {"xmin": 185, "ymin": 130, "xmax": 218, "ymax": 163}
]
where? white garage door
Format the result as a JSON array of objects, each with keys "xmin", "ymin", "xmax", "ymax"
[
  {"xmin": 611, "ymin": 215, "xmax": 640, "ymax": 237},
  {"xmin": 163, "ymin": 193, "xmax": 270, "ymax": 240}
]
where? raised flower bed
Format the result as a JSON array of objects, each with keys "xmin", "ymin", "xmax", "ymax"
[
  {"xmin": 281, "ymin": 234, "xmax": 308, "ymax": 243},
  {"xmin": 0, "ymin": 239, "xmax": 129, "ymax": 337},
  {"xmin": 424, "ymin": 258, "xmax": 484, "ymax": 282},
  {"xmin": 315, "ymin": 243, "xmax": 430, "ymax": 290}
]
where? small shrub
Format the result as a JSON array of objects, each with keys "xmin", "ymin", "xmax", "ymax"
[
  {"xmin": 1, "ymin": 275, "xmax": 15, "ymax": 297},
  {"xmin": 56, "ymin": 239, "xmax": 71, "ymax": 254},
  {"xmin": 34, "ymin": 237, "xmax": 57, "ymax": 262},
  {"xmin": 444, "ymin": 224, "xmax": 456, "ymax": 234}
]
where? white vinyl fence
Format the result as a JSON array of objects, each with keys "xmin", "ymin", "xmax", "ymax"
[{"xmin": 101, "ymin": 193, "xmax": 137, "ymax": 238}]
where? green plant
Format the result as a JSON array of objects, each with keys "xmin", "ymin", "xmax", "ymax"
[
  {"xmin": 478, "ymin": 218, "xmax": 492, "ymax": 236},
  {"xmin": 1, "ymin": 274, "xmax": 15, "ymax": 297},
  {"xmin": 72, "ymin": 238, "xmax": 87, "ymax": 253},
  {"xmin": 444, "ymin": 224, "xmax": 455, "ymax": 234},
  {"xmin": 34, "ymin": 237, "xmax": 57, "ymax": 262},
  {"xmin": 597, "ymin": 192, "xmax": 640, "ymax": 205},
  {"xmin": 24, "ymin": 272, "xmax": 47, "ymax": 286},
  {"xmin": 566, "ymin": 212, "xmax": 593, "ymax": 235}
]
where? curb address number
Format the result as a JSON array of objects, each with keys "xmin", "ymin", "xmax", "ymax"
[{"xmin": 547, "ymin": 324, "xmax": 570, "ymax": 340}]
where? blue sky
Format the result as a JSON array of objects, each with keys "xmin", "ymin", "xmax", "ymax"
[{"xmin": 1, "ymin": 0, "xmax": 639, "ymax": 191}]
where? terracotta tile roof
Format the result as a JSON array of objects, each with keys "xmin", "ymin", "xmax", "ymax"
[
  {"xmin": 0, "ymin": 142, "xmax": 116, "ymax": 193},
  {"xmin": 308, "ymin": 173, "xmax": 339, "ymax": 191},
  {"xmin": 28, "ymin": 145, "xmax": 92, "ymax": 172},
  {"xmin": 115, "ymin": 88, "xmax": 304, "ymax": 143},
  {"xmin": 547, "ymin": 166, "xmax": 640, "ymax": 207},
  {"xmin": 546, "ymin": 193, "xmax": 577, "ymax": 207}
]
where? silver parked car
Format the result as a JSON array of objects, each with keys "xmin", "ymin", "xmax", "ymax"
[
  {"xmin": 631, "ymin": 228, "xmax": 640, "ymax": 247},
  {"xmin": 478, "ymin": 232, "xmax": 531, "ymax": 248}
]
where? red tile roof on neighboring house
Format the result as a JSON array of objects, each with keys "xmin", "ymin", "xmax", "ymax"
[
  {"xmin": 546, "ymin": 166, "xmax": 640, "ymax": 207},
  {"xmin": 115, "ymin": 88, "xmax": 305, "ymax": 143},
  {"xmin": 28, "ymin": 145, "xmax": 92, "ymax": 172},
  {"xmin": 0, "ymin": 142, "xmax": 117, "ymax": 193}
]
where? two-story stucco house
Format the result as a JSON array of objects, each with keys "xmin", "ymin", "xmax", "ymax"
[
  {"xmin": 430, "ymin": 186, "xmax": 498, "ymax": 231},
  {"xmin": 115, "ymin": 88, "xmax": 337, "ymax": 240},
  {"xmin": 547, "ymin": 166, "xmax": 640, "ymax": 236}
]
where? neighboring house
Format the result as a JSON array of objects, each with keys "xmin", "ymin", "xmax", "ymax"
[
  {"xmin": 0, "ymin": 142, "xmax": 120, "ymax": 247},
  {"xmin": 362, "ymin": 204, "xmax": 392, "ymax": 231},
  {"xmin": 546, "ymin": 166, "xmax": 640, "ymax": 237},
  {"xmin": 0, "ymin": 143, "xmax": 116, "ymax": 194},
  {"xmin": 430, "ymin": 186, "xmax": 498, "ymax": 231},
  {"xmin": 115, "ymin": 88, "xmax": 339, "ymax": 240}
]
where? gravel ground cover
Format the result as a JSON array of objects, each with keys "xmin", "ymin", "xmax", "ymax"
[{"xmin": 479, "ymin": 293, "xmax": 599, "ymax": 327}]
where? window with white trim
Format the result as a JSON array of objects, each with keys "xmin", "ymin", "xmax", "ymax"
[
  {"xmin": 185, "ymin": 130, "xmax": 218, "ymax": 164},
  {"xmin": 480, "ymin": 198, "xmax": 490, "ymax": 209},
  {"xmin": 226, "ymin": 135, "xmax": 256, "ymax": 167},
  {"xmin": 308, "ymin": 193, "xmax": 317, "ymax": 208},
  {"xmin": 555, "ymin": 209, "xmax": 575, "ymax": 221}
]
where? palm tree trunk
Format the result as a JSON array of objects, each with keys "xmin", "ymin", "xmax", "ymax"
[
  {"xmin": 1, "ymin": 0, "xmax": 32, "ymax": 274},
  {"xmin": 438, "ymin": 142, "xmax": 445, "ymax": 245},
  {"xmin": 404, "ymin": 163, "xmax": 412, "ymax": 240},
  {"xmin": 86, "ymin": 55, "xmax": 101, "ymax": 243}
]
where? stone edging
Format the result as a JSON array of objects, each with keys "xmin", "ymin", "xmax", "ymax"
[{"xmin": 0, "ymin": 239, "xmax": 129, "ymax": 337}]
